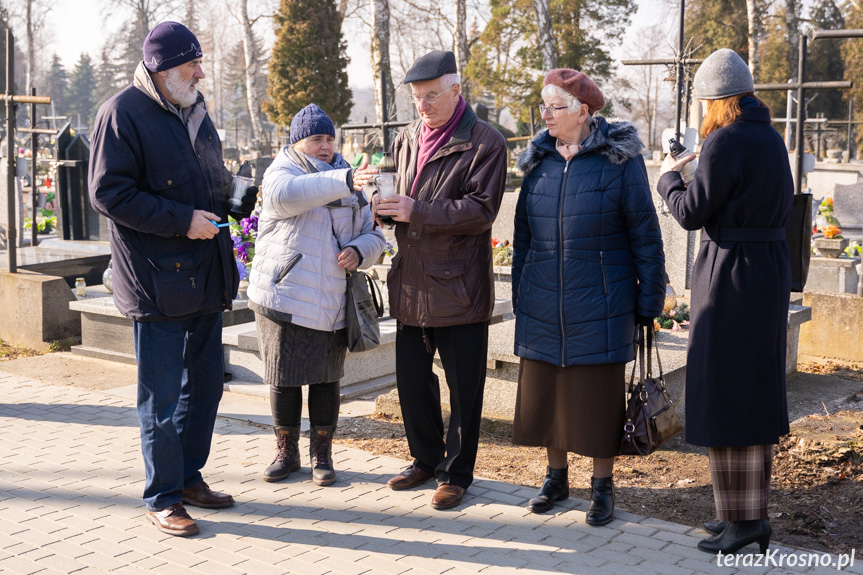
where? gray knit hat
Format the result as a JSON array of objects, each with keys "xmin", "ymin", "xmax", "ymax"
[{"xmin": 693, "ymin": 49, "xmax": 754, "ymax": 100}]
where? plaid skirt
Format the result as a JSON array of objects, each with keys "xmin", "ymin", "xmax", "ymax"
[{"xmin": 708, "ymin": 445, "xmax": 774, "ymax": 521}]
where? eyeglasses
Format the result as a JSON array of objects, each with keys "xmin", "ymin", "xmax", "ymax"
[
  {"xmin": 410, "ymin": 85, "xmax": 455, "ymax": 105},
  {"xmin": 538, "ymin": 104, "xmax": 569, "ymax": 117}
]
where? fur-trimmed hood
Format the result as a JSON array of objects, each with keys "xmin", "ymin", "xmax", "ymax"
[{"xmin": 518, "ymin": 117, "xmax": 643, "ymax": 175}]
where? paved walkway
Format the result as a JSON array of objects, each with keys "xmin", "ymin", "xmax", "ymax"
[{"xmin": 0, "ymin": 372, "xmax": 858, "ymax": 575}]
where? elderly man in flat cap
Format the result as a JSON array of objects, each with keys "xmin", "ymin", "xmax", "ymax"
[
  {"xmin": 373, "ymin": 49, "xmax": 508, "ymax": 510},
  {"xmin": 89, "ymin": 21, "xmax": 257, "ymax": 536}
]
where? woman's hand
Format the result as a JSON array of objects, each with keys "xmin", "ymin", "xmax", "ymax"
[
  {"xmin": 338, "ymin": 246, "xmax": 360, "ymax": 270},
  {"xmin": 352, "ymin": 162, "xmax": 378, "ymax": 191},
  {"xmin": 659, "ymin": 153, "xmax": 696, "ymax": 176}
]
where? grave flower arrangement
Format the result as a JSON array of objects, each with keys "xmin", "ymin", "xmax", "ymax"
[
  {"xmin": 491, "ymin": 238, "xmax": 513, "ymax": 266},
  {"xmin": 821, "ymin": 224, "xmax": 843, "ymax": 239},
  {"xmin": 230, "ymin": 206, "xmax": 259, "ymax": 281},
  {"xmin": 655, "ymin": 302, "xmax": 689, "ymax": 331},
  {"xmin": 815, "ymin": 197, "xmax": 840, "ymax": 233}
]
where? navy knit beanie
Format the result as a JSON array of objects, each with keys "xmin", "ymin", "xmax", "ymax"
[
  {"xmin": 290, "ymin": 104, "xmax": 336, "ymax": 145},
  {"xmin": 143, "ymin": 22, "xmax": 203, "ymax": 72}
]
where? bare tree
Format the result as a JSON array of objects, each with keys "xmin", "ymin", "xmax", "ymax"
[
  {"xmin": 786, "ymin": 0, "xmax": 799, "ymax": 80},
  {"xmin": 11, "ymin": 0, "xmax": 51, "ymax": 95},
  {"xmin": 104, "ymin": 0, "xmax": 182, "ymax": 32},
  {"xmin": 455, "ymin": 0, "xmax": 471, "ymax": 102},
  {"xmin": 746, "ymin": 0, "xmax": 762, "ymax": 82},
  {"xmin": 617, "ymin": 25, "xmax": 677, "ymax": 151},
  {"xmin": 370, "ymin": 0, "xmax": 397, "ymax": 124},
  {"xmin": 227, "ymin": 0, "xmax": 266, "ymax": 148},
  {"xmin": 533, "ymin": 0, "xmax": 557, "ymax": 72}
]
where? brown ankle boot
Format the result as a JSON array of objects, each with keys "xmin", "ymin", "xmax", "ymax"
[
  {"xmin": 310, "ymin": 425, "xmax": 336, "ymax": 486},
  {"xmin": 263, "ymin": 426, "xmax": 301, "ymax": 482}
]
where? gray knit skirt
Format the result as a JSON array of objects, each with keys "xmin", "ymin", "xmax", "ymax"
[
  {"xmin": 512, "ymin": 358, "xmax": 625, "ymax": 459},
  {"xmin": 255, "ymin": 312, "xmax": 347, "ymax": 387}
]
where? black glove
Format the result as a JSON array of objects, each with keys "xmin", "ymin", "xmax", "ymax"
[
  {"xmin": 228, "ymin": 184, "xmax": 258, "ymax": 221},
  {"xmin": 636, "ymin": 315, "xmax": 655, "ymax": 327}
]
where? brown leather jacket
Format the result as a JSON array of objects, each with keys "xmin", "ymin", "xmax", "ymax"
[{"xmin": 387, "ymin": 105, "xmax": 508, "ymax": 328}]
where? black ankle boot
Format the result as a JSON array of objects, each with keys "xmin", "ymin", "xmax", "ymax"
[
  {"xmin": 528, "ymin": 467, "xmax": 569, "ymax": 514},
  {"xmin": 586, "ymin": 476, "xmax": 614, "ymax": 526},
  {"xmin": 697, "ymin": 519, "xmax": 771, "ymax": 555},
  {"xmin": 704, "ymin": 519, "xmax": 728, "ymax": 535},
  {"xmin": 310, "ymin": 425, "xmax": 336, "ymax": 486},
  {"xmin": 263, "ymin": 426, "xmax": 301, "ymax": 482}
]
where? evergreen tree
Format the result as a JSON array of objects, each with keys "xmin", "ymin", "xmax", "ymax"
[
  {"xmin": 67, "ymin": 53, "xmax": 98, "ymax": 129},
  {"xmin": 805, "ymin": 0, "xmax": 845, "ymax": 123},
  {"xmin": 40, "ymin": 54, "xmax": 69, "ymax": 124},
  {"xmin": 842, "ymin": 5, "xmax": 863, "ymax": 153},
  {"xmin": 93, "ymin": 43, "xmax": 127, "ymax": 109},
  {"xmin": 466, "ymin": 0, "xmax": 631, "ymax": 126},
  {"xmin": 550, "ymin": 0, "xmax": 635, "ymax": 84},
  {"xmin": 758, "ymin": 8, "xmax": 793, "ymax": 117},
  {"xmin": 223, "ymin": 41, "xmax": 252, "ymax": 146},
  {"xmin": 465, "ymin": 0, "xmax": 539, "ymax": 125},
  {"xmin": 685, "ymin": 0, "xmax": 749, "ymax": 57},
  {"xmin": 264, "ymin": 0, "xmax": 352, "ymax": 127}
]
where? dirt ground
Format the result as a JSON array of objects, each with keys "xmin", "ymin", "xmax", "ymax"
[
  {"xmin": 336, "ymin": 360, "xmax": 863, "ymax": 555},
  {"xmin": 2, "ymin": 340, "xmax": 861, "ymax": 554}
]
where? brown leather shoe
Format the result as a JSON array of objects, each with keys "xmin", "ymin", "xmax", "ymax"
[
  {"xmin": 431, "ymin": 483, "xmax": 466, "ymax": 510},
  {"xmin": 387, "ymin": 465, "xmax": 433, "ymax": 491},
  {"xmin": 182, "ymin": 480, "xmax": 235, "ymax": 509},
  {"xmin": 145, "ymin": 503, "xmax": 199, "ymax": 537}
]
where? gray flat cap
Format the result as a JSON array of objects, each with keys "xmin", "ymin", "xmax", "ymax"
[
  {"xmin": 693, "ymin": 48, "xmax": 754, "ymax": 100},
  {"xmin": 403, "ymin": 50, "xmax": 458, "ymax": 84}
]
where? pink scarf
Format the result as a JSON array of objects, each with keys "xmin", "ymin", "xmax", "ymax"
[{"xmin": 410, "ymin": 96, "xmax": 468, "ymax": 197}]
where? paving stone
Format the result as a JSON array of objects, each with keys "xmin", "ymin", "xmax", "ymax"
[{"xmin": 0, "ymin": 372, "xmax": 841, "ymax": 575}]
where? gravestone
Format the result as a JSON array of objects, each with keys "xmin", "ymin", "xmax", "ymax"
[
  {"xmin": 55, "ymin": 122, "xmax": 105, "ymax": 241},
  {"xmin": 251, "ymin": 156, "xmax": 274, "ymax": 187},
  {"xmin": 833, "ymin": 182, "xmax": 863, "ymax": 241},
  {"xmin": 645, "ymin": 162, "xmax": 698, "ymax": 294}
]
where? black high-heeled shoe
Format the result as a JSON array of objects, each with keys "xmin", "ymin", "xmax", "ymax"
[
  {"xmin": 704, "ymin": 519, "xmax": 728, "ymax": 535},
  {"xmin": 697, "ymin": 519, "xmax": 771, "ymax": 555},
  {"xmin": 528, "ymin": 466, "xmax": 569, "ymax": 514},
  {"xmin": 585, "ymin": 476, "xmax": 614, "ymax": 526}
]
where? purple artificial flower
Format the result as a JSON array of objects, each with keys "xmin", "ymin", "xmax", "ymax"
[{"xmin": 236, "ymin": 258, "xmax": 249, "ymax": 281}]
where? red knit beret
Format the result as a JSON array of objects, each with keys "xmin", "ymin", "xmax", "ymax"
[{"xmin": 543, "ymin": 69, "xmax": 605, "ymax": 114}]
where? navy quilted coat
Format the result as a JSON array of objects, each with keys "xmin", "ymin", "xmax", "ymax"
[{"xmin": 512, "ymin": 118, "xmax": 666, "ymax": 367}]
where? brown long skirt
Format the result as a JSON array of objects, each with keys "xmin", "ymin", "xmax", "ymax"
[{"xmin": 512, "ymin": 358, "xmax": 625, "ymax": 459}]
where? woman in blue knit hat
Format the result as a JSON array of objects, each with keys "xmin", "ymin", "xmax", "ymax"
[
  {"xmin": 247, "ymin": 104, "xmax": 384, "ymax": 486},
  {"xmin": 658, "ymin": 48, "xmax": 792, "ymax": 555}
]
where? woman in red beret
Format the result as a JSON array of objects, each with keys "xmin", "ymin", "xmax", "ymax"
[{"xmin": 511, "ymin": 69, "xmax": 666, "ymax": 524}]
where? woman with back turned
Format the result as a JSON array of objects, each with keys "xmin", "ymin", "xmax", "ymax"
[{"xmin": 658, "ymin": 49, "xmax": 792, "ymax": 555}]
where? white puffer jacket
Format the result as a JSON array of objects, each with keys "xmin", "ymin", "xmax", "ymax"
[{"xmin": 247, "ymin": 147, "xmax": 385, "ymax": 332}]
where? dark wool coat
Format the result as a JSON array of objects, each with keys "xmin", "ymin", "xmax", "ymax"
[
  {"xmin": 512, "ymin": 118, "xmax": 666, "ymax": 367},
  {"xmin": 657, "ymin": 104, "xmax": 792, "ymax": 447},
  {"xmin": 89, "ymin": 65, "xmax": 238, "ymax": 321}
]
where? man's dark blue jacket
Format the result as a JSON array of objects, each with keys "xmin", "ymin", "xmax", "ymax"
[{"xmin": 89, "ymin": 63, "xmax": 238, "ymax": 321}]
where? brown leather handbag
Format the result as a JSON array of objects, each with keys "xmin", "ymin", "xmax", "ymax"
[{"xmin": 619, "ymin": 325, "xmax": 683, "ymax": 456}]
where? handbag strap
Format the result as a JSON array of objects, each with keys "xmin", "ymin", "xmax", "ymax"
[
  {"xmin": 645, "ymin": 325, "xmax": 664, "ymax": 379},
  {"xmin": 628, "ymin": 326, "xmax": 647, "ymax": 393},
  {"xmin": 363, "ymin": 271, "xmax": 384, "ymax": 317}
]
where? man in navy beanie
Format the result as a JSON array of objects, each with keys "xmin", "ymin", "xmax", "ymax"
[{"xmin": 89, "ymin": 21, "xmax": 256, "ymax": 537}]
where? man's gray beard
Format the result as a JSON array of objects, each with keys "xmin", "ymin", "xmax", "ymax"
[{"xmin": 165, "ymin": 68, "xmax": 199, "ymax": 108}]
